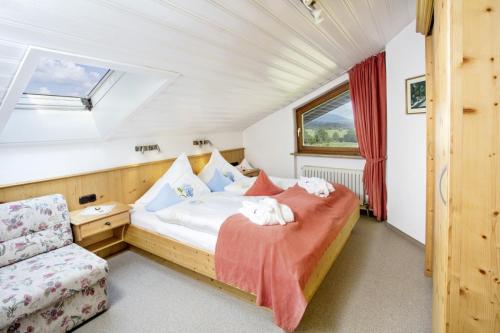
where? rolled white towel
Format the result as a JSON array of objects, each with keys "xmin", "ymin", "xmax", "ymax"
[
  {"xmin": 298, "ymin": 177, "xmax": 335, "ymax": 198},
  {"xmin": 239, "ymin": 198, "xmax": 294, "ymax": 226},
  {"xmin": 275, "ymin": 199, "xmax": 294, "ymax": 224},
  {"xmin": 240, "ymin": 201, "xmax": 272, "ymax": 225}
]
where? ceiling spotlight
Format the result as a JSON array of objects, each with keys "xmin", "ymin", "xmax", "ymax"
[{"xmin": 300, "ymin": 0, "xmax": 324, "ymax": 24}]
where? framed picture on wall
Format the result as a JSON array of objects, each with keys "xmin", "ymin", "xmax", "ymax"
[{"xmin": 405, "ymin": 75, "xmax": 426, "ymax": 114}]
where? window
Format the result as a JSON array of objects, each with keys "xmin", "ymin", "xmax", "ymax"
[
  {"xmin": 296, "ymin": 82, "xmax": 359, "ymax": 155},
  {"xmin": 18, "ymin": 58, "xmax": 111, "ymax": 111}
]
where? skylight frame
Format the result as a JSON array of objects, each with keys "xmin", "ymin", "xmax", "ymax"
[
  {"xmin": 15, "ymin": 94, "xmax": 88, "ymax": 111},
  {"xmin": 86, "ymin": 69, "xmax": 113, "ymax": 98}
]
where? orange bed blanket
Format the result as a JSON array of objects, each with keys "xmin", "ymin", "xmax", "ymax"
[{"xmin": 215, "ymin": 184, "xmax": 359, "ymax": 331}]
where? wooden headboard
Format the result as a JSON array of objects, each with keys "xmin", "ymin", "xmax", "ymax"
[{"xmin": 0, "ymin": 148, "xmax": 244, "ymax": 210}]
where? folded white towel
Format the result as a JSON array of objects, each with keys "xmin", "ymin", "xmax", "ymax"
[
  {"xmin": 239, "ymin": 197, "xmax": 294, "ymax": 226},
  {"xmin": 298, "ymin": 177, "xmax": 335, "ymax": 198}
]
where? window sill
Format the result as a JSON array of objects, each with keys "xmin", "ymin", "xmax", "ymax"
[{"xmin": 290, "ymin": 152, "xmax": 365, "ymax": 160}]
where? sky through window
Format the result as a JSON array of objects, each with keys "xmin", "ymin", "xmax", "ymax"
[{"xmin": 23, "ymin": 58, "xmax": 109, "ymax": 98}]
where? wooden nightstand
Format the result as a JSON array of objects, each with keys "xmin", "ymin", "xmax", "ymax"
[
  {"xmin": 70, "ymin": 201, "xmax": 130, "ymax": 258},
  {"xmin": 242, "ymin": 168, "xmax": 260, "ymax": 177}
]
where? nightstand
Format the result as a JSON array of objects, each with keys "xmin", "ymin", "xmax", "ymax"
[
  {"xmin": 70, "ymin": 201, "xmax": 130, "ymax": 258},
  {"xmin": 243, "ymin": 168, "xmax": 260, "ymax": 177}
]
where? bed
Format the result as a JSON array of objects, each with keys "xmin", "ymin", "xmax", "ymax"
[
  {"xmin": 124, "ymin": 187, "xmax": 359, "ymax": 329},
  {"xmin": 123, "ymin": 151, "xmax": 360, "ymax": 330},
  {"xmin": 130, "ymin": 203, "xmax": 217, "ymax": 253},
  {"xmin": 125, "ymin": 203, "xmax": 359, "ymax": 297}
]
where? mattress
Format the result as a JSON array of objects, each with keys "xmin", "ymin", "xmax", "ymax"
[{"xmin": 131, "ymin": 204, "xmax": 217, "ymax": 253}]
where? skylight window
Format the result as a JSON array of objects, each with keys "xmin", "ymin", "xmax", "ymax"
[
  {"xmin": 18, "ymin": 58, "xmax": 112, "ymax": 111},
  {"xmin": 24, "ymin": 58, "xmax": 109, "ymax": 98}
]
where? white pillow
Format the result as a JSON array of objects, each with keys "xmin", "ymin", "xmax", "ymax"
[
  {"xmin": 224, "ymin": 177, "xmax": 257, "ymax": 195},
  {"xmin": 236, "ymin": 158, "xmax": 253, "ymax": 172},
  {"xmin": 198, "ymin": 149, "xmax": 244, "ymax": 183},
  {"xmin": 171, "ymin": 173, "xmax": 210, "ymax": 199},
  {"xmin": 135, "ymin": 153, "xmax": 193, "ymax": 205}
]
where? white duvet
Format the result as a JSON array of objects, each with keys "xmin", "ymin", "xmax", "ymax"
[
  {"xmin": 155, "ymin": 176, "xmax": 298, "ymax": 236},
  {"xmin": 155, "ymin": 192, "xmax": 262, "ymax": 236}
]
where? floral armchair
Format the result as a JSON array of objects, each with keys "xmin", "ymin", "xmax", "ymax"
[{"xmin": 0, "ymin": 194, "xmax": 109, "ymax": 333}]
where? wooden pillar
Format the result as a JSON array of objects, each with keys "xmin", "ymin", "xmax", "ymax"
[
  {"xmin": 448, "ymin": 0, "xmax": 500, "ymax": 331},
  {"xmin": 427, "ymin": 0, "xmax": 500, "ymax": 331},
  {"xmin": 424, "ymin": 34, "xmax": 435, "ymax": 277}
]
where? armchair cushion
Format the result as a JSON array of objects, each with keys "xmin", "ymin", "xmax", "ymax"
[
  {"xmin": 0, "ymin": 194, "xmax": 73, "ymax": 268},
  {"xmin": 0, "ymin": 243, "xmax": 108, "ymax": 329}
]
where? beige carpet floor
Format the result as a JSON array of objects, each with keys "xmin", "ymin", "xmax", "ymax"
[{"xmin": 76, "ymin": 216, "xmax": 432, "ymax": 332}]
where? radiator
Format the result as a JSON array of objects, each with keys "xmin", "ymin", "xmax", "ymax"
[{"xmin": 301, "ymin": 166, "xmax": 367, "ymax": 205}]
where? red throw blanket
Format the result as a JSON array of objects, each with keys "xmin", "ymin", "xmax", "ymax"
[{"xmin": 215, "ymin": 184, "xmax": 359, "ymax": 331}]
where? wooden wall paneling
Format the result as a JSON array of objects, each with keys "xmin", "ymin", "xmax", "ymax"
[
  {"xmin": 141, "ymin": 163, "xmax": 167, "ymax": 191},
  {"xmin": 449, "ymin": 0, "xmax": 499, "ymax": 331},
  {"xmin": 64, "ymin": 178, "xmax": 80, "ymax": 208},
  {"xmin": 0, "ymin": 148, "xmax": 244, "ymax": 210},
  {"xmin": 430, "ymin": 0, "xmax": 500, "ymax": 331},
  {"xmin": 431, "ymin": 0, "xmax": 452, "ymax": 331},
  {"xmin": 191, "ymin": 154, "xmax": 211, "ymax": 174},
  {"xmin": 425, "ymin": 34, "xmax": 435, "ymax": 277},
  {"xmin": 120, "ymin": 167, "xmax": 141, "ymax": 205},
  {"xmin": 108, "ymin": 170, "xmax": 125, "ymax": 203},
  {"xmin": 80, "ymin": 172, "xmax": 114, "ymax": 204},
  {"xmin": 447, "ymin": 0, "xmax": 464, "ymax": 329}
]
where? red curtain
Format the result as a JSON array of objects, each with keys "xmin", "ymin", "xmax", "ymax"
[{"xmin": 348, "ymin": 52, "xmax": 387, "ymax": 221}]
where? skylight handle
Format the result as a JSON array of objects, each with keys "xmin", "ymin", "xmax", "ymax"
[{"xmin": 81, "ymin": 97, "xmax": 93, "ymax": 111}]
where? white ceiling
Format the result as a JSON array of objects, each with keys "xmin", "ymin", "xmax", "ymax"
[{"xmin": 0, "ymin": 0, "xmax": 415, "ymax": 140}]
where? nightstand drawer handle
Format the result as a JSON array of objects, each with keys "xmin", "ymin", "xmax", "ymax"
[{"xmin": 104, "ymin": 221, "xmax": 112, "ymax": 226}]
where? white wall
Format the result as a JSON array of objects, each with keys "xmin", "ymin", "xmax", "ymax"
[
  {"xmin": 385, "ymin": 21, "xmax": 426, "ymax": 243},
  {"xmin": 0, "ymin": 131, "xmax": 242, "ymax": 185},
  {"xmin": 243, "ymin": 74, "xmax": 365, "ymax": 180},
  {"xmin": 244, "ymin": 20, "xmax": 426, "ymax": 244}
]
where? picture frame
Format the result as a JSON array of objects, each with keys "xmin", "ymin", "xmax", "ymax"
[{"xmin": 405, "ymin": 75, "xmax": 426, "ymax": 114}]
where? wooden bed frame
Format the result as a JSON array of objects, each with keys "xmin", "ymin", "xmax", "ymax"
[{"xmin": 124, "ymin": 206, "xmax": 360, "ymax": 304}]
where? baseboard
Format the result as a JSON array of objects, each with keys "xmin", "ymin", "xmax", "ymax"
[
  {"xmin": 359, "ymin": 206, "xmax": 424, "ymax": 249},
  {"xmin": 383, "ymin": 222, "xmax": 425, "ymax": 249}
]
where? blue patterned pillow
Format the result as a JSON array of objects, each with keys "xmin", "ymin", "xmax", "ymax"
[
  {"xmin": 207, "ymin": 169, "xmax": 233, "ymax": 192},
  {"xmin": 145, "ymin": 184, "xmax": 182, "ymax": 212}
]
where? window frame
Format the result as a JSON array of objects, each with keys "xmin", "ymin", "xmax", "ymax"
[
  {"xmin": 16, "ymin": 94, "xmax": 88, "ymax": 111},
  {"xmin": 295, "ymin": 81, "xmax": 360, "ymax": 156}
]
